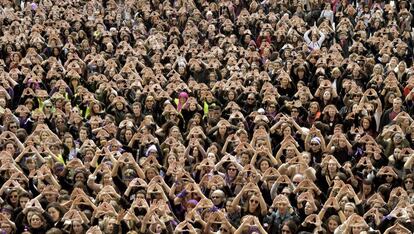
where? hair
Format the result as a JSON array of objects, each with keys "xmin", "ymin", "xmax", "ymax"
[
  {"xmin": 46, "ymin": 228, "xmax": 64, "ymax": 234},
  {"xmin": 281, "ymin": 220, "xmax": 298, "ymax": 233},
  {"xmin": 46, "ymin": 202, "xmax": 67, "ymax": 220}
]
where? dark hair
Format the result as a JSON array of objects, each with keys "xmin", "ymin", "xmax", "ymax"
[
  {"xmin": 46, "ymin": 202, "xmax": 67, "ymax": 220},
  {"xmin": 281, "ymin": 220, "xmax": 298, "ymax": 233}
]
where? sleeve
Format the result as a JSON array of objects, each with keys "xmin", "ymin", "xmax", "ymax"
[
  {"xmin": 317, "ymin": 31, "xmax": 326, "ymax": 46},
  {"xmin": 304, "ymin": 30, "xmax": 311, "ymax": 44}
]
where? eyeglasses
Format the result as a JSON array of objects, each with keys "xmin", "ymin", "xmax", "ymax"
[
  {"xmin": 228, "ymin": 168, "xmax": 237, "ymax": 171},
  {"xmin": 247, "ymin": 98, "xmax": 255, "ymax": 101},
  {"xmin": 212, "ymin": 196, "xmax": 222, "ymax": 199},
  {"xmin": 405, "ymin": 180, "xmax": 413, "ymax": 184},
  {"xmin": 45, "ymin": 106, "xmax": 52, "ymax": 108},
  {"xmin": 250, "ymin": 200, "xmax": 259, "ymax": 204},
  {"xmin": 310, "ymin": 143, "xmax": 319, "ymax": 146}
]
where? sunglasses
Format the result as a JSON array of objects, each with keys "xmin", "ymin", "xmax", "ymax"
[
  {"xmin": 310, "ymin": 143, "xmax": 319, "ymax": 146},
  {"xmin": 405, "ymin": 180, "xmax": 413, "ymax": 184},
  {"xmin": 212, "ymin": 196, "xmax": 222, "ymax": 199},
  {"xmin": 250, "ymin": 200, "xmax": 259, "ymax": 204},
  {"xmin": 228, "ymin": 168, "xmax": 237, "ymax": 171}
]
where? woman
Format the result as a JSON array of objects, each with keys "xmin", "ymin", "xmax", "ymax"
[
  {"xmin": 320, "ymin": 105, "xmax": 342, "ymax": 135},
  {"xmin": 70, "ymin": 220, "xmax": 89, "ymax": 234},
  {"xmin": 357, "ymin": 179, "xmax": 374, "ymax": 203},
  {"xmin": 16, "ymin": 210, "xmax": 53, "ymax": 234},
  {"xmin": 62, "ymin": 133, "xmax": 78, "ymax": 161},
  {"xmin": 277, "ymin": 76, "xmax": 295, "ymax": 97},
  {"xmin": 304, "ymin": 27, "xmax": 326, "ymax": 51},
  {"xmin": 46, "ymin": 203, "xmax": 66, "ymax": 229},
  {"xmin": 307, "ymin": 102, "xmax": 321, "ymax": 126},
  {"xmin": 232, "ymin": 191, "xmax": 267, "ymax": 223},
  {"xmin": 174, "ymin": 92, "xmax": 188, "ymax": 113},
  {"xmin": 264, "ymin": 195, "xmax": 299, "ymax": 233},
  {"xmin": 325, "ymin": 215, "xmax": 340, "ymax": 234},
  {"xmin": 280, "ymin": 220, "xmax": 298, "ymax": 234},
  {"xmin": 403, "ymin": 174, "xmax": 414, "ymax": 197},
  {"xmin": 316, "ymin": 158, "xmax": 343, "ymax": 193},
  {"xmin": 207, "ymin": 121, "xmax": 237, "ymax": 147},
  {"xmin": 360, "ymin": 116, "xmax": 377, "ymax": 137}
]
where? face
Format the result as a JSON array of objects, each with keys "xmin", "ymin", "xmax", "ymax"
[
  {"xmin": 281, "ymin": 224, "xmax": 291, "ymax": 234},
  {"xmin": 72, "ymin": 220, "xmax": 83, "ymax": 233},
  {"xmin": 170, "ymin": 128, "xmax": 180, "ymax": 138},
  {"xmin": 309, "ymin": 104, "xmax": 318, "ymax": 114},
  {"xmin": 240, "ymin": 154, "xmax": 249, "ymax": 165},
  {"xmin": 277, "ymin": 202, "xmax": 288, "ymax": 214},
  {"xmin": 75, "ymin": 173, "xmax": 85, "ymax": 183},
  {"xmin": 218, "ymin": 125, "xmax": 227, "ymax": 135},
  {"xmin": 5, "ymin": 143, "xmax": 15, "ymax": 155},
  {"xmin": 64, "ymin": 137, "xmax": 73, "ymax": 148},
  {"xmin": 103, "ymin": 174, "xmax": 112, "ymax": 184},
  {"xmin": 352, "ymin": 226, "xmax": 363, "ymax": 234},
  {"xmin": 393, "ymin": 98, "xmax": 402, "ymax": 109},
  {"xmin": 133, "ymin": 104, "xmax": 141, "ymax": 115},
  {"xmin": 405, "ymin": 178, "xmax": 414, "ymax": 189},
  {"xmin": 327, "ymin": 160, "xmax": 337, "ymax": 172},
  {"xmin": 323, "ymin": 90, "xmax": 331, "ymax": 100},
  {"xmin": 30, "ymin": 214, "xmax": 43, "ymax": 228},
  {"xmin": 328, "ymin": 108, "xmax": 336, "ymax": 117},
  {"xmin": 211, "ymin": 193, "xmax": 224, "ymax": 206},
  {"xmin": 259, "ymin": 160, "xmax": 270, "ymax": 172},
  {"xmin": 20, "ymin": 197, "xmax": 29, "ymax": 208},
  {"xmin": 48, "ymin": 207, "xmax": 60, "ymax": 222},
  {"xmin": 146, "ymin": 170, "xmax": 156, "ymax": 180},
  {"xmin": 283, "ymin": 126, "xmax": 291, "ymax": 137},
  {"xmin": 26, "ymin": 159, "xmax": 36, "ymax": 170},
  {"xmin": 328, "ymin": 219, "xmax": 339, "ymax": 232},
  {"xmin": 167, "ymin": 155, "xmax": 176, "ymax": 165},
  {"xmin": 304, "ymin": 202, "xmax": 314, "ymax": 215},
  {"xmin": 343, "ymin": 204, "xmax": 355, "ymax": 218},
  {"xmin": 116, "ymin": 102, "xmax": 124, "ymax": 110},
  {"xmin": 9, "ymin": 191, "xmax": 18, "ymax": 204},
  {"xmin": 249, "ymin": 196, "xmax": 259, "ymax": 210}
]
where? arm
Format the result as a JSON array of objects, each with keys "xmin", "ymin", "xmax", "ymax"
[
  {"xmin": 304, "ymin": 29, "xmax": 311, "ymax": 44},
  {"xmin": 317, "ymin": 31, "xmax": 326, "ymax": 45},
  {"xmin": 87, "ymin": 170, "xmax": 102, "ymax": 192}
]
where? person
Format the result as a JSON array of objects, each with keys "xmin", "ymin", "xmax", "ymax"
[{"xmin": 0, "ymin": 0, "xmax": 414, "ymax": 233}]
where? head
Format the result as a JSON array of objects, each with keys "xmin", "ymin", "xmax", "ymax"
[
  {"xmin": 326, "ymin": 215, "xmax": 340, "ymax": 233},
  {"xmin": 210, "ymin": 190, "xmax": 225, "ymax": 206}
]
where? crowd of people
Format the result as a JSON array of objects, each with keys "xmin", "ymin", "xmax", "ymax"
[{"xmin": 0, "ymin": 0, "xmax": 414, "ymax": 233}]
